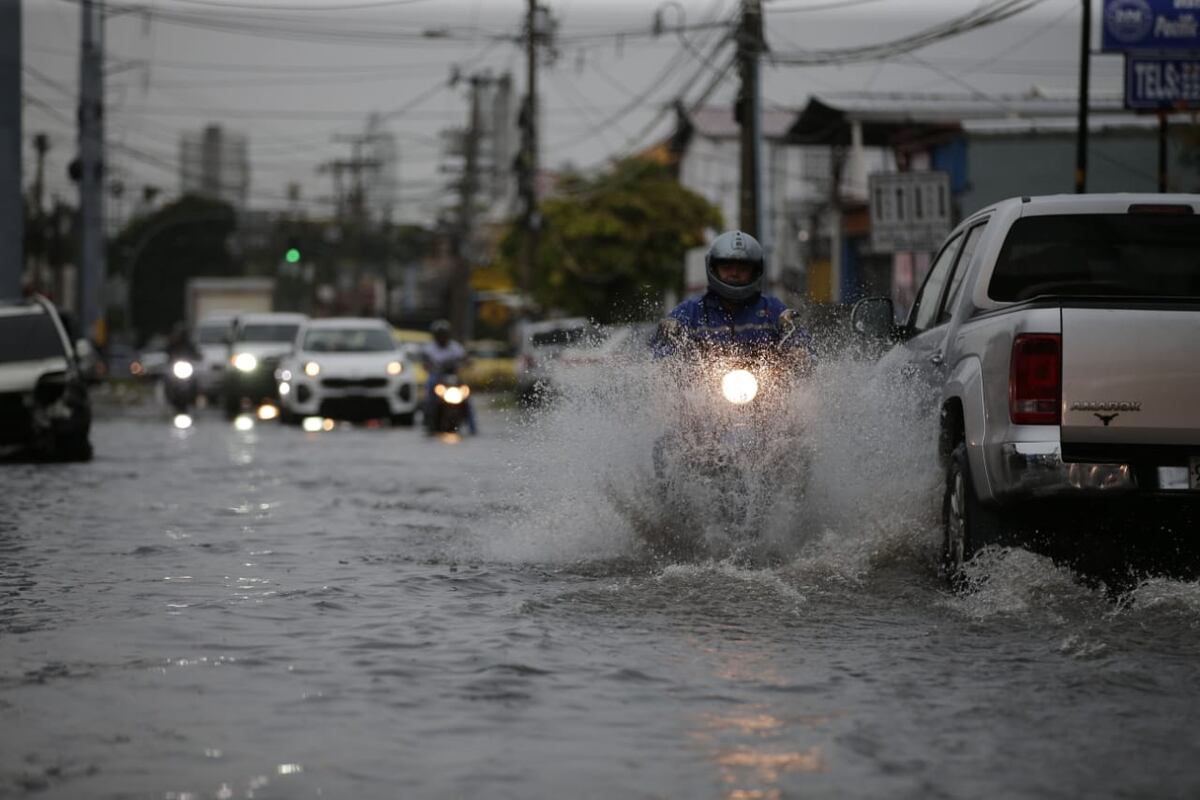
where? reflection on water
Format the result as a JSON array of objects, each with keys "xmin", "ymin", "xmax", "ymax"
[{"xmin": 693, "ymin": 709, "xmax": 827, "ymax": 800}]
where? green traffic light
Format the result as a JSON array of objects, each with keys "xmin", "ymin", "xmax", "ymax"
[{"xmin": 285, "ymin": 248, "xmax": 301, "ymax": 264}]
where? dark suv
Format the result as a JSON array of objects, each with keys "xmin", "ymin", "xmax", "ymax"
[{"xmin": 0, "ymin": 295, "xmax": 93, "ymax": 461}]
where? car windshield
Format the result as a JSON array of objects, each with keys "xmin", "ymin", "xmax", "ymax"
[
  {"xmin": 0, "ymin": 313, "xmax": 66, "ymax": 362},
  {"xmin": 196, "ymin": 325, "xmax": 228, "ymax": 344},
  {"xmin": 238, "ymin": 323, "xmax": 300, "ymax": 343},
  {"xmin": 990, "ymin": 213, "xmax": 1200, "ymax": 301},
  {"xmin": 303, "ymin": 327, "xmax": 395, "ymax": 353}
]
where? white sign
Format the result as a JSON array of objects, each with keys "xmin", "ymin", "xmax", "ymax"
[{"xmin": 869, "ymin": 171, "xmax": 952, "ymax": 253}]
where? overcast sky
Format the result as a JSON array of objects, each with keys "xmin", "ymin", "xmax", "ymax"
[{"xmin": 21, "ymin": 0, "xmax": 1125, "ymax": 225}]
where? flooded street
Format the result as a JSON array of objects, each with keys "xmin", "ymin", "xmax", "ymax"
[{"xmin": 3, "ymin": 392, "xmax": 1200, "ymax": 800}]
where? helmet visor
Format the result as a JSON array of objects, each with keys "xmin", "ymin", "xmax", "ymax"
[{"xmin": 711, "ymin": 259, "xmax": 758, "ymax": 286}]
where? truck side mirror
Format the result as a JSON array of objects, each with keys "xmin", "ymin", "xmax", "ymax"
[{"xmin": 849, "ymin": 296, "xmax": 896, "ymax": 340}]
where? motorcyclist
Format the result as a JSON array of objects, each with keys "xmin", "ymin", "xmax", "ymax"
[
  {"xmin": 420, "ymin": 319, "xmax": 477, "ymax": 435},
  {"xmin": 652, "ymin": 230, "xmax": 812, "ymax": 360},
  {"xmin": 165, "ymin": 322, "xmax": 202, "ymax": 362}
]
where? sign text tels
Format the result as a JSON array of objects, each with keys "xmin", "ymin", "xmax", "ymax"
[{"xmin": 1125, "ymin": 55, "xmax": 1200, "ymax": 108}]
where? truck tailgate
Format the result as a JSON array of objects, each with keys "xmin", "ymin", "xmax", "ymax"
[{"xmin": 1061, "ymin": 306, "xmax": 1200, "ymax": 446}]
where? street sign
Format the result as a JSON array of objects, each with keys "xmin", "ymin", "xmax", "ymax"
[
  {"xmin": 1102, "ymin": 0, "xmax": 1200, "ymax": 54},
  {"xmin": 868, "ymin": 171, "xmax": 952, "ymax": 254},
  {"xmin": 1125, "ymin": 54, "xmax": 1200, "ymax": 108}
]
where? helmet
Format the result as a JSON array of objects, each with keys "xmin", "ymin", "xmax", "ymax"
[
  {"xmin": 705, "ymin": 230, "xmax": 764, "ymax": 302},
  {"xmin": 430, "ymin": 319, "xmax": 451, "ymax": 337}
]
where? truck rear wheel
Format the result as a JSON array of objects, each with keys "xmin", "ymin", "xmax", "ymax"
[{"xmin": 943, "ymin": 442, "xmax": 1006, "ymax": 587}]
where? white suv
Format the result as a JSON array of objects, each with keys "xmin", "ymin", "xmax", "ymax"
[
  {"xmin": 277, "ymin": 317, "xmax": 419, "ymax": 426},
  {"xmin": 0, "ymin": 295, "xmax": 92, "ymax": 461}
]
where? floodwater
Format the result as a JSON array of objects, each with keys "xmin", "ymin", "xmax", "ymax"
[{"xmin": 2, "ymin": 361, "xmax": 1200, "ymax": 799}]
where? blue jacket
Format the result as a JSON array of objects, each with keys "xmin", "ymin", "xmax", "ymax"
[{"xmin": 652, "ymin": 292, "xmax": 812, "ymax": 357}]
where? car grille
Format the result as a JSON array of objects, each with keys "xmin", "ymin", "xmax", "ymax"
[
  {"xmin": 318, "ymin": 396, "xmax": 390, "ymax": 421},
  {"xmin": 322, "ymin": 377, "xmax": 387, "ymax": 389}
]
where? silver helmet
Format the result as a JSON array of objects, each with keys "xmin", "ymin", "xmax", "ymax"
[{"xmin": 705, "ymin": 230, "xmax": 764, "ymax": 302}]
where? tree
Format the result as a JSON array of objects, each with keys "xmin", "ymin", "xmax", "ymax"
[
  {"xmin": 496, "ymin": 156, "xmax": 722, "ymax": 322},
  {"xmin": 109, "ymin": 194, "xmax": 238, "ymax": 342}
]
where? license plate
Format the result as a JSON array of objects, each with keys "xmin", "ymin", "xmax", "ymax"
[{"xmin": 1192, "ymin": 457, "xmax": 1200, "ymax": 490}]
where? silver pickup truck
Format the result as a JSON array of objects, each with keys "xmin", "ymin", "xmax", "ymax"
[{"xmin": 851, "ymin": 193, "xmax": 1200, "ymax": 578}]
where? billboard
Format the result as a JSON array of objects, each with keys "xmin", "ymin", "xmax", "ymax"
[{"xmin": 1102, "ymin": 0, "xmax": 1200, "ymax": 53}]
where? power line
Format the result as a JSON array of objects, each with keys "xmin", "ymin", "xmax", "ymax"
[
  {"xmin": 765, "ymin": 0, "xmax": 888, "ymax": 13},
  {"xmin": 167, "ymin": 0, "xmax": 437, "ymax": 11},
  {"xmin": 769, "ymin": 0, "xmax": 1053, "ymax": 66}
]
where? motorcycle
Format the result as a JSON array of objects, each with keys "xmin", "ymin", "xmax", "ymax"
[
  {"xmin": 164, "ymin": 358, "xmax": 199, "ymax": 414},
  {"xmin": 425, "ymin": 363, "xmax": 472, "ymax": 435},
  {"xmin": 647, "ymin": 319, "xmax": 810, "ymax": 558}
]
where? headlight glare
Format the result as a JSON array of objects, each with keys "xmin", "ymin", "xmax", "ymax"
[
  {"xmin": 721, "ymin": 369, "xmax": 758, "ymax": 404},
  {"xmin": 304, "ymin": 361, "xmax": 321, "ymax": 377},
  {"xmin": 232, "ymin": 352, "xmax": 258, "ymax": 372}
]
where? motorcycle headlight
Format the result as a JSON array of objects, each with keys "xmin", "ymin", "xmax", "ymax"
[
  {"xmin": 721, "ymin": 369, "xmax": 758, "ymax": 404},
  {"xmin": 232, "ymin": 352, "xmax": 258, "ymax": 372},
  {"xmin": 386, "ymin": 360, "xmax": 403, "ymax": 376},
  {"xmin": 172, "ymin": 360, "xmax": 194, "ymax": 380},
  {"xmin": 304, "ymin": 361, "xmax": 321, "ymax": 377},
  {"xmin": 443, "ymin": 386, "xmax": 465, "ymax": 405}
]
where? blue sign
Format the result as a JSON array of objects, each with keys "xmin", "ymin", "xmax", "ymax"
[
  {"xmin": 1102, "ymin": 0, "xmax": 1200, "ymax": 53},
  {"xmin": 1125, "ymin": 55, "xmax": 1200, "ymax": 108}
]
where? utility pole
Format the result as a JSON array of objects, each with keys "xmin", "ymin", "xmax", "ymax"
[
  {"xmin": 79, "ymin": 0, "xmax": 107, "ymax": 342},
  {"xmin": 1158, "ymin": 112, "xmax": 1169, "ymax": 192},
  {"xmin": 451, "ymin": 75, "xmax": 484, "ymax": 341},
  {"xmin": 1, "ymin": 0, "xmax": 21, "ymax": 299},
  {"xmin": 1074, "ymin": 0, "xmax": 1090, "ymax": 193},
  {"xmin": 736, "ymin": 0, "xmax": 764, "ymax": 238},
  {"xmin": 519, "ymin": 0, "xmax": 544, "ymax": 310}
]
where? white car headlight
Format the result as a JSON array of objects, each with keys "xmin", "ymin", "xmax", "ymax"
[
  {"xmin": 386, "ymin": 360, "xmax": 403, "ymax": 376},
  {"xmin": 171, "ymin": 360, "xmax": 194, "ymax": 380},
  {"xmin": 232, "ymin": 352, "xmax": 258, "ymax": 372},
  {"xmin": 304, "ymin": 361, "xmax": 321, "ymax": 377},
  {"xmin": 721, "ymin": 369, "xmax": 758, "ymax": 404}
]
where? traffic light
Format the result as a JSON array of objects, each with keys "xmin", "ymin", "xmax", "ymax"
[{"xmin": 285, "ymin": 237, "xmax": 301, "ymax": 264}]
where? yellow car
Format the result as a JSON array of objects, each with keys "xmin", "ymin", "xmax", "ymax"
[
  {"xmin": 391, "ymin": 328, "xmax": 432, "ymax": 384},
  {"xmin": 461, "ymin": 339, "xmax": 516, "ymax": 391}
]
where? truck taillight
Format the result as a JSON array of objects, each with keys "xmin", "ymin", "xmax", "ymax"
[{"xmin": 1009, "ymin": 333, "xmax": 1061, "ymax": 425}]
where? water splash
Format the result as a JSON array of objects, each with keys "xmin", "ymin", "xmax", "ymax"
[{"xmin": 487, "ymin": 333, "xmax": 944, "ymax": 578}]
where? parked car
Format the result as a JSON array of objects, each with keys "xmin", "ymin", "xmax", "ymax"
[
  {"xmin": 0, "ymin": 295, "xmax": 92, "ymax": 461},
  {"xmin": 514, "ymin": 317, "xmax": 597, "ymax": 405},
  {"xmin": 278, "ymin": 317, "xmax": 419, "ymax": 426},
  {"xmin": 223, "ymin": 312, "xmax": 308, "ymax": 418},
  {"xmin": 851, "ymin": 193, "xmax": 1200, "ymax": 581}
]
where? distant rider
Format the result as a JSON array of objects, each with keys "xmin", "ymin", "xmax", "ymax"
[
  {"xmin": 166, "ymin": 322, "xmax": 202, "ymax": 362},
  {"xmin": 652, "ymin": 230, "xmax": 813, "ymax": 361},
  {"xmin": 420, "ymin": 319, "xmax": 477, "ymax": 435}
]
